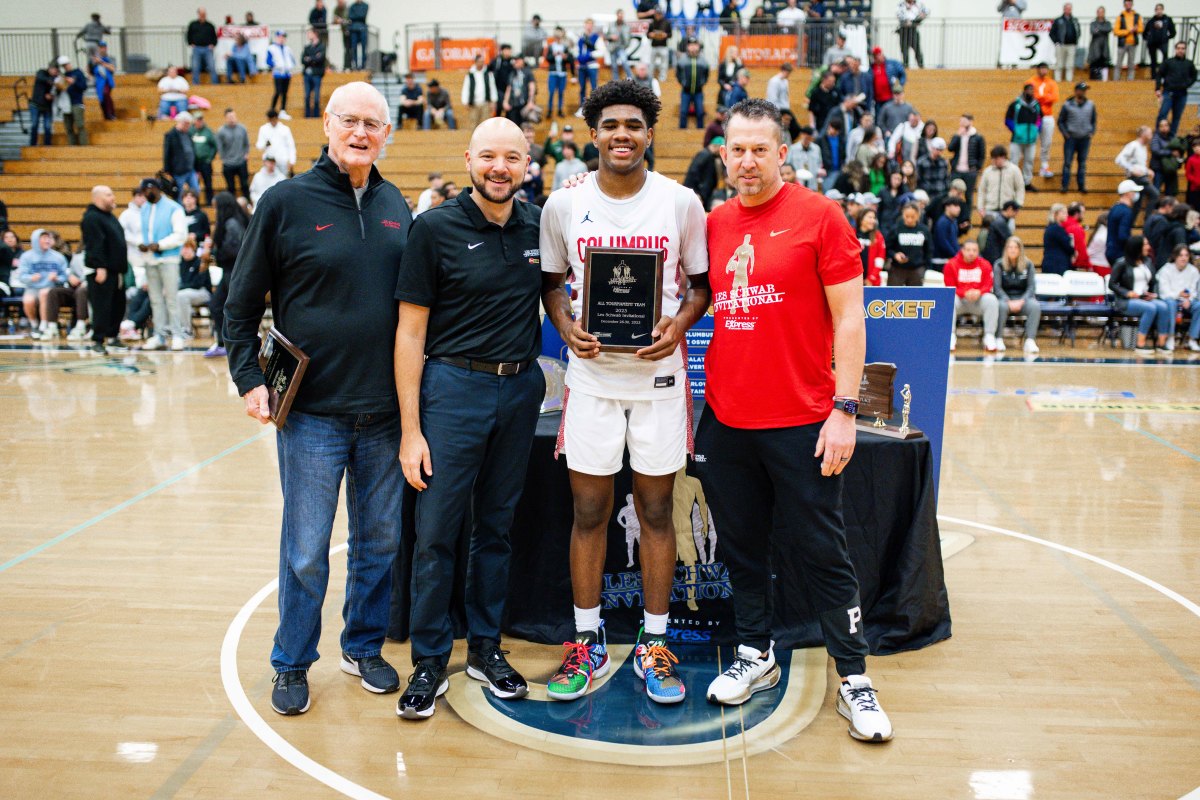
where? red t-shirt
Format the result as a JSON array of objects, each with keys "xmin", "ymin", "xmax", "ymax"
[{"xmin": 705, "ymin": 182, "xmax": 863, "ymax": 429}]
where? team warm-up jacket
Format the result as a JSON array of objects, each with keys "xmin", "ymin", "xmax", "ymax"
[{"xmin": 223, "ymin": 148, "xmax": 412, "ymax": 414}]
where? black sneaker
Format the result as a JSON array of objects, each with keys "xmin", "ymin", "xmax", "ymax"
[
  {"xmin": 90, "ymin": 343, "xmax": 107, "ymax": 355},
  {"xmin": 466, "ymin": 641, "xmax": 529, "ymax": 700},
  {"xmin": 396, "ymin": 660, "xmax": 448, "ymax": 720},
  {"xmin": 271, "ymin": 670, "xmax": 310, "ymax": 715},
  {"xmin": 340, "ymin": 653, "xmax": 400, "ymax": 694}
]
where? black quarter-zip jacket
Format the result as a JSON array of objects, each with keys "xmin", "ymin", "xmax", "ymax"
[{"xmin": 224, "ymin": 147, "xmax": 412, "ymax": 414}]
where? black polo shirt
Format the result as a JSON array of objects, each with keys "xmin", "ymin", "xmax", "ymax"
[{"xmin": 396, "ymin": 188, "xmax": 542, "ymax": 363}]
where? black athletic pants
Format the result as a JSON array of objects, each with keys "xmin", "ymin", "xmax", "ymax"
[
  {"xmin": 693, "ymin": 406, "xmax": 868, "ymax": 677},
  {"xmin": 271, "ymin": 76, "xmax": 290, "ymax": 112},
  {"xmin": 223, "ymin": 163, "xmax": 250, "ymax": 200},
  {"xmin": 89, "ymin": 271, "xmax": 124, "ymax": 343}
]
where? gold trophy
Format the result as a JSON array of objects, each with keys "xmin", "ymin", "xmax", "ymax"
[{"xmin": 854, "ymin": 363, "xmax": 922, "ymax": 439}]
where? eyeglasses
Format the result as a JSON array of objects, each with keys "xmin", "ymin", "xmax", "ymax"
[{"xmin": 328, "ymin": 111, "xmax": 385, "ymax": 134}]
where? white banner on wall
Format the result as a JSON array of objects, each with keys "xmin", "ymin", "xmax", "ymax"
[{"xmin": 998, "ymin": 19, "xmax": 1056, "ymax": 67}]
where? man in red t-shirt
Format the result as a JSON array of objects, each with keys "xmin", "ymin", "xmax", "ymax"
[
  {"xmin": 696, "ymin": 98, "xmax": 893, "ymax": 743},
  {"xmin": 943, "ymin": 239, "xmax": 999, "ymax": 351}
]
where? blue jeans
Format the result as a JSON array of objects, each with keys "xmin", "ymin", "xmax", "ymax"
[
  {"xmin": 680, "ymin": 90, "xmax": 705, "ymax": 128},
  {"xmin": 1163, "ymin": 297, "xmax": 1200, "ymax": 340},
  {"xmin": 547, "ymin": 71, "xmax": 567, "ymax": 114},
  {"xmin": 421, "ymin": 106, "xmax": 456, "ymax": 129},
  {"xmin": 174, "ymin": 170, "xmax": 199, "ymax": 200},
  {"xmin": 303, "ymin": 73, "xmax": 323, "ymax": 117},
  {"xmin": 610, "ymin": 47, "xmax": 632, "ymax": 81},
  {"xmin": 157, "ymin": 98, "xmax": 188, "ymax": 118},
  {"xmin": 1157, "ymin": 90, "xmax": 1187, "ymax": 139},
  {"xmin": 191, "ymin": 45, "xmax": 217, "ymax": 84},
  {"xmin": 1061, "ymin": 136, "xmax": 1091, "ymax": 191},
  {"xmin": 28, "ymin": 105, "xmax": 52, "ymax": 145},
  {"xmin": 349, "ymin": 28, "xmax": 367, "ymax": 69},
  {"xmin": 579, "ymin": 64, "xmax": 598, "ymax": 105},
  {"xmin": 408, "ymin": 360, "xmax": 545, "ymax": 665},
  {"xmin": 1125, "ymin": 297, "xmax": 1171, "ymax": 336},
  {"xmin": 226, "ymin": 55, "xmax": 255, "ymax": 83},
  {"xmin": 272, "ymin": 410, "xmax": 403, "ymax": 672}
]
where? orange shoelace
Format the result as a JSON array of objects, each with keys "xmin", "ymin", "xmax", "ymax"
[
  {"xmin": 553, "ymin": 641, "xmax": 592, "ymax": 680},
  {"xmin": 643, "ymin": 643, "xmax": 679, "ymax": 680}
]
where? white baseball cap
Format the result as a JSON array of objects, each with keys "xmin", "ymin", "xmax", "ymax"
[{"xmin": 1117, "ymin": 179, "xmax": 1142, "ymax": 195}]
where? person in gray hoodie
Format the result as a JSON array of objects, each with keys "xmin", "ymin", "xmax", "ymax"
[
  {"xmin": 216, "ymin": 108, "xmax": 251, "ymax": 200},
  {"xmin": 1056, "ymin": 81, "xmax": 1097, "ymax": 192},
  {"xmin": 17, "ymin": 228, "xmax": 69, "ymax": 339}
]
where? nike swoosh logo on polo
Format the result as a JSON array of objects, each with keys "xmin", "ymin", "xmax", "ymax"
[
  {"xmin": 468, "ymin": 242, "xmax": 484, "ymax": 250},
  {"xmin": 315, "ymin": 224, "xmax": 334, "ymax": 231},
  {"xmin": 770, "ymin": 229, "xmax": 790, "ymax": 237}
]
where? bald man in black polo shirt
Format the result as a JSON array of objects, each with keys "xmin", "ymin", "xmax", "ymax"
[{"xmin": 394, "ymin": 117, "xmax": 545, "ymax": 720}]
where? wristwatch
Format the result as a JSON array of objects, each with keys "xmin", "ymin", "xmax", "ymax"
[{"xmin": 832, "ymin": 397, "xmax": 860, "ymax": 415}]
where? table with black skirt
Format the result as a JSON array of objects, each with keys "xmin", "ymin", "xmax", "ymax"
[{"xmin": 389, "ymin": 404, "xmax": 952, "ymax": 655}]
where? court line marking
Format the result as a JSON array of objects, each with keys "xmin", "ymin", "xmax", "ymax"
[
  {"xmin": 224, "ymin": 520, "xmax": 1200, "ymax": 800},
  {"xmin": 220, "ymin": 542, "xmax": 388, "ymax": 800},
  {"xmin": 1102, "ymin": 414, "xmax": 1200, "ymax": 463},
  {"xmin": 0, "ymin": 430, "xmax": 272, "ymax": 575},
  {"xmin": 938, "ymin": 514, "xmax": 1200, "ymax": 800}
]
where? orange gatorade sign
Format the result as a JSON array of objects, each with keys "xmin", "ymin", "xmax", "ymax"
[
  {"xmin": 720, "ymin": 35, "xmax": 797, "ymax": 66},
  {"xmin": 409, "ymin": 38, "xmax": 496, "ymax": 71}
]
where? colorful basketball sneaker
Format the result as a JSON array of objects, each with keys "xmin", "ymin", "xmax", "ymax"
[
  {"xmin": 547, "ymin": 624, "xmax": 609, "ymax": 701},
  {"xmin": 633, "ymin": 628, "xmax": 686, "ymax": 704}
]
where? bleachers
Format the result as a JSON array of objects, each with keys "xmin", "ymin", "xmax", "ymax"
[{"xmin": 0, "ymin": 64, "xmax": 1160, "ymax": 257}]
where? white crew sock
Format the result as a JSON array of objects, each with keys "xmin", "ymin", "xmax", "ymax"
[
  {"xmin": 574, "ymin": 604, "xmax": 601, "ymax": 636},
  {"xmin": 643, "ymin": 610, "xmax": 669, "ymax": 637}
]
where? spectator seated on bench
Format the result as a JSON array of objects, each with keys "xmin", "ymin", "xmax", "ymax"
[
  {"xmin": 1109, "ymin": 235, "xmax": 1171, "ymax": 355},
  {"xmin": 945, "ymin": 239, "xmax": 1000, "ymax": 352},
  {"xmin": 993, "ymin": 235, "xmax": 1042, "ymax": 354}
]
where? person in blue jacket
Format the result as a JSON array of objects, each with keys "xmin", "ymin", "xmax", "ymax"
[
  {"xmin": 1040, "ymin": 203, "xmax": 1075, "ymax": 275},
  {"xmin": 18, "ymin": 228, "xmax": 69, "ymax": 339}
]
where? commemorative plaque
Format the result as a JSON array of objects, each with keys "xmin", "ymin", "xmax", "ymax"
[
  {"xmin": 857, "ymin": 362, "xmax": 897, "ymax": 420},
  {"xmin": 854, "ymin": 363, "xmax": 922, "ymax": 439},
  {"xmin": 257, "ymin": 327, "xmax": 310, "ymax": 429},
  {"xmin": 581, "ymin": 247, "xmax": 664, "ymax": 354}
]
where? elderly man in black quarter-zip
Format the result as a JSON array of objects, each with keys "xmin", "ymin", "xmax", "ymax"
[{"xmin": 223, "ymin": 81, "xmax": 412, "ymax": 717}]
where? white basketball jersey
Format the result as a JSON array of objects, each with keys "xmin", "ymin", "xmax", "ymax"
[{"xmin": 540, "ymin": 171, "xmax": 709, "ymax": 400}]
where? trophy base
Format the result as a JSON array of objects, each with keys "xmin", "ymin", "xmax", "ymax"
[{"xmin": 856, "ymin": 418, "xmax": 923, "ymax": 440}]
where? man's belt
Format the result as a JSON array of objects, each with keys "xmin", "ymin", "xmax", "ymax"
[{"xmin": 435, "ymin": 356, "xmax": 538, "ymax": 376}]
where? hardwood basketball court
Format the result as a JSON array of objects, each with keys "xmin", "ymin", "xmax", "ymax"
[{"xmin": 1, "ymin": 343, "xmax": 1197, "ymax": 799}]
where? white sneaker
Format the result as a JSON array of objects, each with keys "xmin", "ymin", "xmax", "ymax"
[
  {"xmin": 837, "ymin": 675, "xmax": 893, "ymax": 742},
  {"xmin": 277, "ymin": 109, "xmax": 292, "ymax": 120},
  {"xmin": 705, "ymin": 643, "xmax": 780, "ymax": 705},
  {"xmin": 142, "ymin": 335, "xmax": 165, "ymax": 351},
  {"xmin": 1039, "ymin": 167, "xmax": 1054, "ymax": 178},
  {"xmin": 1023, "ymin": 338, "xmax": 1040, "ymax": 354},
  {"xmin": 67, "ymin": 321, "xmax": 90, "ymax": 341},
  {"xmin": 1162, "ymin": 339, "xmax": 1175, "ymax": 352},
  {"xmin": 949, "ymin": 333, "xmax": 957, "ymax": 352},
  {"xmin": 994, "ymin": 337, "xmax": 1007, "ymax": 352},
  {"xmin": 1134, "ymin": 347, "xmax": 1156, "ymax": 357},
  {"xmin": 1188, "ymin": 339, "xmax": 1200, "ymax": 352},
  {"xmin": 170, "ymin": 336, "xmax": 185, "ymax": 351},
  {"xmin": 983, "ymin": 333, "xmax": 997, "ymax": 351}
]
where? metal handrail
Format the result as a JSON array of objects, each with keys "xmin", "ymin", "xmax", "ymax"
[
  {"xmin": 11, "ymin": 77, "xmax": 29, "ymax": 135},
  {"xmin": 0, "ymin": 24, "xmax": 381, "ymax": 76}
]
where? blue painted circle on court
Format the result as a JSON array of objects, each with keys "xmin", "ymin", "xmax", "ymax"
[{"xmin": 480, "ymin": 645, "xmax": 790, "ymax": 746}]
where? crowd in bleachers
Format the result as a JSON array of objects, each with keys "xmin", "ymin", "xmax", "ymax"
[{"xmin": 4, "ymin": 1, "xmax": 1200, "ymax": 355}]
